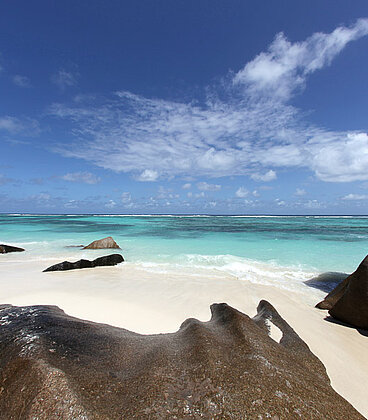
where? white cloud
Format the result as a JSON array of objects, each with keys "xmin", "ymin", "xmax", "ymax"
[
  {"xmin": 49, "ymin": 19, "xmax": 368, "ymax": 184},
  {"xmin": 252, "ymin": 190, "xmax": 260, "ymax": 197},
  {"xmin": 121, "ymin": 192, "xmax": 131, "ymax": 203},
  {"xmin": 195, "ymin": 192, "xmax": 205, "ymax": 198},
  {"xmin": 64, "ymin": 199, "xmax": 78, "ymax": 208},
  {"xmin": 0, "ymin": 117, "xmax": 20, "ymax": 133},
  {"xmin": 187, "ymin": 191, "xmax": 193, "ymax": 198},
  {"xmin": 341, "ymin": 193, "xmax": 368, "ymax": 200},
  {"xmin": 105, "ymin": 200, "xmax": 116, "ymax": 208},
  {"xmin": 51, "ymin": 69, "xmax": 77, "ymax": 90},
  {"xmin": 251, "ymin": 170, "xmax": 277, "ymax": 182},
  {"xmin": 295, "ymin": 188, "xmax": 306, "ymax": 196},
  {"xmin": 236, "ymin": 187, "xmax": 248, "ymax": 198},
  {"xmin": 182, "ymin": 183, "xmax": 191, "ymax": 189},
  {"xmin": 304, "ymin": 199, "xmax": 325, "ymax": 209},
  {"xmin": 13, "ymin": 75, "xmax": 30, "ymax": 87},
  {"xmin": 136, "ymin": 169, "xmax": 159, "ymax": 182},
  {"xmin": 61, "ymin": 171, "xmax": 100, "ymax": 184},
  {"xmin": 197, "ymin": 181, "xmax": 221, "ymax": 191},
  {"xmin": 234, "ymin": 18, "xmax": 368, "ymax": 100},
  {"xmin": 310, "ymin": 132, "xmax": 368, "ymax": 182},
  {"xmin": 0, "ymin": 116, "xmax": 39, "ymax": 135},
  {"xmin": 275, "ymin": 198, "xmax": 286, "ymax": 206}
]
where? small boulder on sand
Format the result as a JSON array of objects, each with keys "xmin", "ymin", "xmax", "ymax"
[
  {"xmin": 0, "ymin": 244, "xmax": 25, "ymax": 254},
  {"xmin": 83, "ymin": 236, "xmax": 120, "ymax": 250}
]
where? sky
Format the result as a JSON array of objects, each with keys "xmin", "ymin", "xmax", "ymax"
[{"xmin": 1, "ymin": 1, "xmax": 368, "ymax": 215}]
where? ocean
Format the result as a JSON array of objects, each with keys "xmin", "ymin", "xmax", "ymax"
[{"xmin": 1, "ymin": 214, "xmax": 367, "ymax": 293}]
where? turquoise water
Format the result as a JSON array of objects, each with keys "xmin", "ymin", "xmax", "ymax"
[{"xmin": 1, "ymin": 214, "xmax": 367, "ymax": 276}]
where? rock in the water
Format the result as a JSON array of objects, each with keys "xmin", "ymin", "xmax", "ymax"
[
  {"xmin": 43, "ymin": 253, "xmax": 124, "ymax": 272},
  {"xmin": 0, "ymin": 244, "xmax": 25, "ymax": 253},
  {"xmin": 305, "ymin": 272, "xmax": 349, "ymax": 294},
  {"xmin": 64, "ymin": 245, "xmax": 84, "ymax": 248},
  {"xmin": 0, "ymin": 301, "xmax": 363, "ymax": 419},
  {"xmin": 83, "ymin": 236, "xmax": 120, "ymax": 250},
  {"xmin": 316, "ymin": 255, "xmax": 368, "ymax": 329}
]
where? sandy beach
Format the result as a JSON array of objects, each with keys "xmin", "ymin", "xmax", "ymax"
[{"xmin": 1, "ymin": 256, "xmax": 367, "ymax": 418}]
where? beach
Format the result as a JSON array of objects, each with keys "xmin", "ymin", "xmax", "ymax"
[
  {"xmin": 1, "ymin": 215, "xmax": 368, "ymax": 417},
  {"xmin": 1, "ymin": 256, "xmax": 367, "ymax": 417}
]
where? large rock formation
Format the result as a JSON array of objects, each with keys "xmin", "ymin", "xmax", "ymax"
[
  {"xmin": 43, "ymin": 254, "xmax": 124, "ymax": 272},
  {"xmin": 83, "ymin": 236, "xmax": 120, "ymax": 250},
  {"xmin": 0, "ymin": 244, "xmax": 25, "ymax": 253},
  {"xmin": 0, "ymin": 301, "xmax": 363, "ymax": 419},
  {"xmin": 316, "ymin": 255, "xmax": 368, "ymax": 329}
]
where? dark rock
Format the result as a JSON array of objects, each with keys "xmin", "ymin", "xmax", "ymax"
[
  {"xmin": 92, "ymin": 254, "xmax": 124, "ymax": 266},
  {"xmin": 316, "ymin": 255, "xmax": 368, "ymax": 329},
  {"xmin": 83, "ymin": 236, "xmax": 120, "ymax": 250},
  {"xmin": 43, "ymin": 254, "xmax": 124, "ymax": 272},
  {"xmin": 64, "ymin": 245, "xmax": 84, "ymax": 248},
  {"xmin": 305, "ymin": 272, "xmax": 349, "ymax": 294},
  {"xmin": 0, "ymin": 301, "xmax": 363, "ymax": 419},
  {"xmin": 0, "ymin": 244, "xmax": 25, "ymax": 253}
]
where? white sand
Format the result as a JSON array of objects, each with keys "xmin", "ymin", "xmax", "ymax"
[{"xmin": 1, "ymin": 257, "xmax": 367, "ymax": 418}]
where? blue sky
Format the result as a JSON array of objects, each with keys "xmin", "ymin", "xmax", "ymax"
[{"xmin": 1, "ymin": 1, "xmax": 368, "ymax": 214}]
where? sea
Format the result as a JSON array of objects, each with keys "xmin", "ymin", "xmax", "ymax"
[{"xmin": 1, "ymin": 214, "xmax": 367, "ymax": 293}]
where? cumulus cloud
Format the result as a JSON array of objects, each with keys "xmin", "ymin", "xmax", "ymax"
[
  {"xmin": 136, "ymin": 169, "xmax": 159, "ymax": 182},
  {"xmin": 48, "ymin": 19, "xmax": 368, "ymax": 184},
  {"xmin": 61, "ymin": 171, "xmax": 100, "ymax": 184},
  {"xmin": 51, "ymin": 69, "xmax": 78, "ymax": 90},
  {"xmin": 182, "ymin": 183, "xmax": 191, "ymax": 189},
  {"xmin": 341, "ymin": 193, "xmax": 368, "ymax": 200},
  {"xmin": 105, "ymin": 200, "xmax": 116, "ymax": 208},
  {"xmin": 236, "ymin": 187, "xmax": 248, "ymax": 198},
  {"xmin": 197, "ymin": 181, "xmax": 221, "ymax": 191},
  {"xmin": 310, "ymin": 132, "xmax": 368, "ymax": 182},
  {"xmin": 251, "ymin": 170, "xmax": 277, "ymax": 182}
]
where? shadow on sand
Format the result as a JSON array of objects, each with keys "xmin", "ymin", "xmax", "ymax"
[{"xmin": 324, "ymin": 315, "xmax": 368, "ymax": 337}]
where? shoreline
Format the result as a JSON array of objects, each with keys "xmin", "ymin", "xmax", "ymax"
[{"xmin": 1, "ymin": 258, "xmax": 367, "ymax": 417}]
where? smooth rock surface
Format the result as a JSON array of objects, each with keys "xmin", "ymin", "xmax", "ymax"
[
  {"xmin": 83, "ymin": 236, "xmax": 120, "ymax": 250},
  {"xmin": 0, "ymin": 301, "xmax": 363, "ymax": 419},
  {"xmin": 316, "ymin": 255, "xmax": 368, "ymax": 329},
  {"xmin": 0, "ymin": 244, "xmax": 25, "ymax": 254},
  {"xmin": 305, "ymin": 271, "xmax": 349, "ymax": 293},
  {"xmin": 43, "ymin": 254, "xmax": 124, "ymax": 272}
]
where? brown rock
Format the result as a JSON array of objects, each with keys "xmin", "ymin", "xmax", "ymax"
[
  {"xmin": 0, "ymin": 244, "xmax": 25, "ymax": 253},
  {"xmin": 83, "ymin": 236, "xmax": 120, "ymax": 250},
  {"xmin": 315, "ymin": 275, "xmax": 351, "ymax": 310},
  {"xmin": 0, "ymin": 301, "xmax": 363, "ymax": 419},
  {"xmin": 316, "ymin": 255, "xmax": 368, "ymax": 329},
  {"xmin": 329, "ymin": 256, "xmax": 368, "ymax": 329}
]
